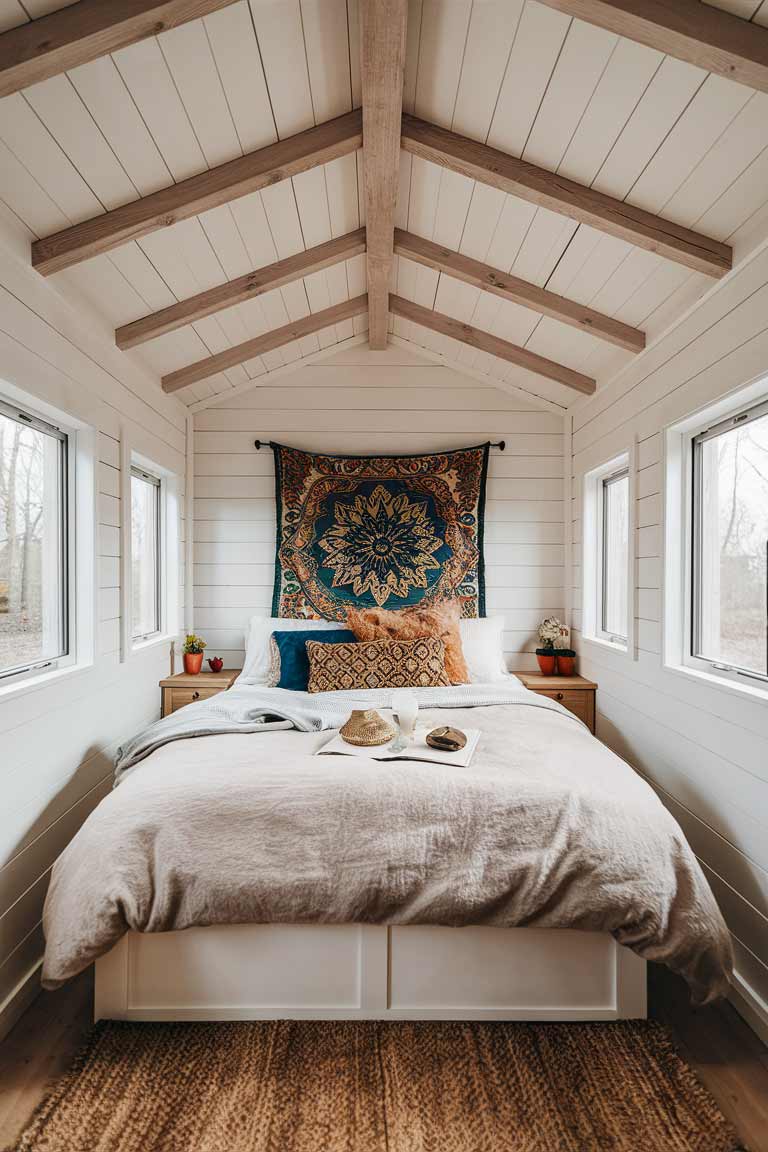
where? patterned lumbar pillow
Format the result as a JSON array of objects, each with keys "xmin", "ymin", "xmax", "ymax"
[
  {"xmin": 305, "ymin": 636, "xmax": 450, "ymax": 693},
  {"xmin": 268, "ymin": 628, "xmax": 356, "ymax": 690},
  {"xmin": 346, "ymin": 599, "xmax": 470, "ymax": 684}
]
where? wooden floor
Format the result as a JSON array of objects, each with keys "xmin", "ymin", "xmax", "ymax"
[{"xmin": 0, "ymin": 965, "xmax": 766, "ymax": 1150}]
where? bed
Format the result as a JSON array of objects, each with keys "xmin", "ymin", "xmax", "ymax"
[{"xmin": 40, "ymin": 678, "xmax": 732, "ymax": 1023}]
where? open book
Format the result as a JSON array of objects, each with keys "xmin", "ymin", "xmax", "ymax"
[{"xmin": 316, "ymin": 725, "xmax": 480, "ymax": 768}]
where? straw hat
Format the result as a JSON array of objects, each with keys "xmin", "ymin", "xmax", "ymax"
[{"xmin": 339, "ymin": 708, "xmax": 396, "ymax": 746}]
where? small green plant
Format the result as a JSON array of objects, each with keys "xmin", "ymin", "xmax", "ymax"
[{"xmin": 183, "ymin": 633, "xmax": 207, "ymax": 654}]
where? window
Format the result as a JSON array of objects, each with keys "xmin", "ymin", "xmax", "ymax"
[
  {"xmin": 691, "ymin": 397, "xmax": 768, "ymax": 682},
  {"xmin": 583, "ymin": 452, "xmax": 632, "ymax": 652},
  {"xmin": 601, "ymin": 469, "xmax": 629, "ymax": 642},
  {"xmin": 0, "ymin": 398, "xmax": 69, "ymax": 681},
  {"xmin": 131, "ymin": 466, "xmax": 161, "ymax": 641},
  {"xmin": 122, "ymin": 445, "xmax": 179, "ymax": 658}
]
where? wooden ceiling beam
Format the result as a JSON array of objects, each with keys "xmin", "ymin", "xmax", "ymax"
[
  {"xmin": 116, "ymin": 228, "xmax": 367, "ymax": 349},
  {"xmin": 32, "ymin": 110, "xmax": 363, "ymax": 276},
  {"xmin": 360, "ymin": 0, "xmax": 408, "ymax": 348},
  {"xmin": 389, "ymin": 295, "xmax": 596, "ymax": 396},
  {"xmin": 535, "ymin": 1, "xmax": 768, "ymax": 95},
  {"xmin": 394, "ymin": 228, "xmax": 645, "ymax": 354},
  {"xmin": 400, "ymin": 115, "xmax": 732, "ymax": 279},
  {"xmin": 0, "ymin": 0, "xmax": 239, "ymax": 99},
  {"xmin": 162, "ymin": 295, "xmax": 369, "ymax": 393}
]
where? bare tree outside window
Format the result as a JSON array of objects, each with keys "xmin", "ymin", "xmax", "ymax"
[
  {"xmin": 694, "ymin": 405, "xmax": 768, "ymax": 678},
  {"xmin": 0, "ymin": 403, "xmax": 67, "ymax": 677}
]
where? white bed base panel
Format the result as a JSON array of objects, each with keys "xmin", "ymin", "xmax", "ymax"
[{"xmin": 94, "ymin": 924, "xmax": 647, "ymax": 1022}]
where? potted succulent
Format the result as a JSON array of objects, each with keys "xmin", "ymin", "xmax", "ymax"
[
  {"xmin": 183, "ymin": 633, "xmax": 207, "ymax": 675},
  {"xmin": 536, "ymin": 617, "xmax": 571, "ymax": 675}
]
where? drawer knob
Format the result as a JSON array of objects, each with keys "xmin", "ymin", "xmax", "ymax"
[
  {"xmin": 192, "ymin": 690, "xmax": 199, "ymax": 700},
  {"xmin": 556, "ymin": 692, "xmax": 564, "ymax": 700}
]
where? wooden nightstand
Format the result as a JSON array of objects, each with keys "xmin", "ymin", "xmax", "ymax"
[
  {"xmin": 515, "ymin": 672, "xmax": 597, "ymax": 734},
  {"xmin": 160, "ymin": 669, "xmax": 239, "ymax": 717}
]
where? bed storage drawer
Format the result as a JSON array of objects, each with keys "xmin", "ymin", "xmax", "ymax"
[
  {"xmin": 389, "ymin": 926, "xmax": 618, "ymax": 1012},
  {"xmin": 95, "ymin": 924, "xmax": 646, "ymax": 1022}
]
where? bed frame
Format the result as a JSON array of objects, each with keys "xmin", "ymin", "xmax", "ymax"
[{"xmin": 94, "ymin": 924, "xmax": 647, "ymax": 1022}]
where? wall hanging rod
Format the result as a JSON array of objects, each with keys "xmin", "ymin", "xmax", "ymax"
[{"xmin": 253, "ymin": 439, "xmax": 506, "ymax": 451}]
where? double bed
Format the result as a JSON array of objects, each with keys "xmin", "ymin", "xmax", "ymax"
[{"xmin": 41, "ymin": 679, "xmax": 732, "ymax": 1023}]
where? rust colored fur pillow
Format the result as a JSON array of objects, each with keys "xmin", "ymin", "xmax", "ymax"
[{"xmin": 346, "ymin": 600, "xmax": 470, "ymax": 685}]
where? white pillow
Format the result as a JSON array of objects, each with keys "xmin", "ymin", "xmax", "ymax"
[
  {"xmin": 240, "ymin": 615, "xmax": 338, "ymax": 684},
  {"xmin": 459, "ymin": 616, "xmax": 509, "ymax": 683}
]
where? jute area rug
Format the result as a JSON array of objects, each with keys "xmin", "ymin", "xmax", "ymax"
[{"xmin": 8, "ymin": 1019, "xmax": 741, "ymax": 1152}]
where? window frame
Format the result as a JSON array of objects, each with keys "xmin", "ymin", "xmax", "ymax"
[
  {"xmin": 0, "ymin": 394, "xmax": 75, "ymax": 686},
  {"xmin": 582, "ymin": 449, "xmax": 635, "ymax": 657},
  {"xmin": 121, "ymin": 439, "xmax": 180, "ymax": 661},
  {"xmin": 600, "ymin": 466, "xmax": 630, "ymax": 644},
  {"xmin": 129, "ymin": 464, "xmax": 163, "ymax": 643},
  {"xmin": 689, "ymin": 396, "xmax": 768, "ymax": 688},
  {"xmin": 664, "ymin": 378, "xmax": 768, "ymax": 703}
]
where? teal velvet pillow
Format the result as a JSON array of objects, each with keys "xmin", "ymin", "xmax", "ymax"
[{"xmin": 269, "ymin": 628, "xmax": 356, "ymax": 690}]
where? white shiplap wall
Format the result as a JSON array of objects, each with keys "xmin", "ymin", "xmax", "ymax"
[
  {"xmin": 193, "ymin": 344, "xmax": 564, "ymax": 673},
  {"xmin": 569, "ymin": 241, "xmax": 768, "ymax": 1040},
  {"xmin": 0, "ymin": 225, "xmax": 188, "ymax": 1037}
]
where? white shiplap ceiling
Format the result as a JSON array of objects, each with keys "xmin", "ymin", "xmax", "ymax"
[{"xmin": 0, "ymin": 0, "xmax": 767, "ymax": 411}]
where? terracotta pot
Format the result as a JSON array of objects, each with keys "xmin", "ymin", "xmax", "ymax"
[
  {"xmin": 556, "ymin": 654, "xmax": 576, "ymax": 676},
  {"xmin": 183, "ymin": 651, "xmax": 204, "ymax": 675},
  {"xmin": 535, "ymin": 651, "xmax": 556, "ymax": 675}
]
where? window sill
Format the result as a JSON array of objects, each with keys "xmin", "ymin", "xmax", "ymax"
[
  {"xmin": 582, "ymin": 635, "xmax": 629, "ymax": 657},
  {"xmin": 128, "ymin": 633, "xmax": 175, "ymax": 658},
  {"xmin": 0, "ymin": 658, "xmax": 93, "ymax": 704},
  {"xmin": 662, "ymin": 659, "xmax": 768, "ymax": 706}
]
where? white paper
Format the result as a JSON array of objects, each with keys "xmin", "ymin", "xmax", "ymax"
[{"xmin": 316, "ymin": 725, "xmax": 480, "ymax": 768}]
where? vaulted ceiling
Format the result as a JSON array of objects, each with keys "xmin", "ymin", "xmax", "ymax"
[{"xmin": 1, "ymin": 0, "xmax": 767, "ymax": 413}]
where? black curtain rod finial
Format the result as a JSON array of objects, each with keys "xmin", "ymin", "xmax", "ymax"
[{"xmin": 254, "ymin": 438, "xmax": 505, "ymax": 451}]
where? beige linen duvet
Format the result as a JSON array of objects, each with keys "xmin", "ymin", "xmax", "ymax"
[{"xmin": 42, "ymin": 690, "xmax": 732, "ymax": 1002}]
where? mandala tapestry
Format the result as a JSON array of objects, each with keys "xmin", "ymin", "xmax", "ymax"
[{"xmin": 271, "ymin": 442, "xmax": 489, "ymax": 620}]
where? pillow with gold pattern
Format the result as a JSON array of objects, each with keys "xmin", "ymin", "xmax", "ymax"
[{"xmin": 305, "ymin": 636, "xmax": 450, "ymax": 694}]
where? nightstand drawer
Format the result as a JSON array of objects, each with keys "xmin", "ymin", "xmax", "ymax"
[
  {"xmin": 516, "ymin": 673, "xmax": 597, "ymax": 734},
  {"xmin": 165, "ymin": 687, "xmax": 221, "ymax": 714},
  {"xmin": 537, "ymin": 689, "xmax": 591, "ymax": 724},
  {"xmin": 159, "ymin": 669, "xmax": 238, "ymax": 717}
]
